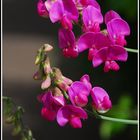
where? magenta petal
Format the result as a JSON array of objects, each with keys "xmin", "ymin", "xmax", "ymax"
[
  {"xmin": 107, "ymin": 18, "xmax": 130, "ymax": 38},
  {"xmin": 69, "ymin": 117, "xmax": 82, "ymax": 128},
  {"xmin": 82, "ymin": 5, "xmax": 103, "ymax": 31},
  {"xmin": 75, "ymin": 93, "xmax": 88, "ymax": 107},
  {"xmin": 61, "ymin": 16, "xmax": 73, "ymax": 30},
  {"xmin": 70, "ymin": 81, "xmax": 90, "ymax": 96},
  {"xmin": 80, "ymin": 74, "xmax": 90, "ymax": 83},
  {"xmin": 91, "ymin": 87, "xmax": 109, "ymax": 102},
  {"xmin": 49, "ymin": 1, "xmax": 64, "ymax": 23},
  {"xmin": 69, "ymin": 105, "xmax": 88, "ymax": 119},
  {"xmin": 91, "ymin": 87, "xmax": 112, "ymax": 113},
  {"xmin": 58, "ymin": 28, "xmax": 75, "ymax": 49},
  {"xmin": 57, "ymin": 105, "xmax": 87, "ymax": 127},
  {"xmin": 92, "ymin": 47, "xmax": 108, "ymax": 67},
  {"xmin": 41, "ymin": 92, "xmax": 53, "ymax": 108},
  {"xmin": 80, "ymin": 74, "xmax": 92, "ymax": 91},
  {"xmin": 108, "ymin": 45, "xmax": 128, "ymax": 61},
  {"xmin": 53, "ymin": 95, "xmax": 65, "ymax": 106},
  {"xmin": 105, "ymin": 10, "xmax": 121, "ymax": 24},
  {"xmin": 80, "ymin": 0, "xmax": 101, "ymax": 11},
  {"xmin": 45, "ymin": 0, "xmax": 54, "ymax": 11},
  {"xmin": 62, "ymin": 0, "xmax": 79, "ymax": 21},
  {"xmin": 77, "ymin": 32, "xmax": 95, "ymax": 52},
  {"xmin": 102, "ymin": 96, "xmax": 112, "ymax": 110},
  {"xmin": 68, "ymin": 88, "xmax": 76, "ymax": 105},
  {"xmin": 57, "ymin": 107, "xmax": 69, "ymax": 126},
  {"xmin": 37, "ymin": 0, "xmax": 49, "ymax": 17},
  {"xmin": 77, "ymin": 32, "xmax": 111, "ymax": 53},
  {"xmin": 41, "ymin": 107, "xmax": 56, "ymax": 121}
]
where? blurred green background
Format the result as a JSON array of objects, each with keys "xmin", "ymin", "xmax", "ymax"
[{"xmin": 3, "ymin": 0, "xmax": 138, "ymax": 140}]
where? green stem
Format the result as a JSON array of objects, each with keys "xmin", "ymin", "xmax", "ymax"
[
  {"xmin": 125, "ymin": 48, "xmax": 138, "ymax": 53},
  {"xmin": 86, "ymin": 110, "xmax": 138, "ymax": 125},
  {"xmin": 99, "ymin": 115, "xmax": 138, "ymax": 125},
  {"xmin": 62, "ymin": 91, "xmax": 69, "ymax": 100}
]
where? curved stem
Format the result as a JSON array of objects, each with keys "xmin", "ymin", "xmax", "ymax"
[
  {"xmin": 99, "ymin": 115, "xmax": 138, "ymax": 125},
  {"xmin": 125, "ymin": 48, "xmax": 138, "ymax": 53},
  {"xmin": 86, "ymin": 109, "xmax": 138, "ymax": 125}
]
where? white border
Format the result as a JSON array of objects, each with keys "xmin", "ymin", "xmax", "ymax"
[
  {"xmin": 1, "ymin": 0, "xmax": 3, "ymax": 139},
  {"xmin": 137, "ymin": 0, "xmax": 139, "ymax": 139},
  {"xmin": 1, "ymin": 0, "xmax": 139, "ymax": 140}
]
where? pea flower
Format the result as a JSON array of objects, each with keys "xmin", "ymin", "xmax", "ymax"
[
  {"xmin": 57, "ymin": 105, "xmax": 88, "ymax": 128},
  {"xmin": 77, "ymin": 32, "xmax": 128, "ymax": 72},
  {"xmin": 39, "ymin": 91, "xmax": 65, "ymax": 121},
  {"xmin": 91, "ymin": 87, "xmax": 112, "ymax": 113},
  {"xmin": 73, "ymin": 0, "xmax": 101, "ymax": 11},
  {"xmin": 82, "ymin": 5, "xmax": 103, "ymax": 32},
  {"xmin": 58, "ymin": 28, "xmax": 78, "ymax": 58},
  {"xmin": 47, "ymin": 0, "xmax": 79, "ymax": 29},
  {"xmin": 105, "ymin": 10, "xmax": 130, "ymax": 46},
  {"xmin": 68, "ymin": 74, "xmax": 91, "ymax": 107},
  {"xmin": 37, "ymin": 0, "xmax": 49, "ymax": 17}
]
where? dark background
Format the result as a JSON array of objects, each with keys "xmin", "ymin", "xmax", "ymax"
[{"xmin": 3, "ymin": 0, "xmax": 138, "ymax": 140}]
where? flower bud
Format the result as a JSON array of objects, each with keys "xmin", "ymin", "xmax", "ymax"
[
  {"xmin": 62, "ymin": 76, "xmax": 73, "ymax": 85},
  {"xmin": 43, "ymin": 44, "xmax": 53, "ymax": 52},
  {"xmin": 33, "ymin": 70, "xmax": 44, "ymax": 80},
  {"xmin": 41, "ymin": 76, "xmax": 51, "ymax": 90},
  {"xmin": 44, "ymin": 57, "xmax": 52, "ymax": 74}
]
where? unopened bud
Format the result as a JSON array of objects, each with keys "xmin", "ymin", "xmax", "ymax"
[
  {"xmin": 43, "ymin": 44, "xmax": 53, "ymax": 52},
  {"xmin": 35, "ymin": 55, "xmax": 41, "ymax": 65},
  {"xmin": 52, "ymin": 67, "xmax": 63, "ymax": 80},
  {"xmin": 41, "ymin": 75, "xmax": 51, "ymax": 90},
  {"xmin": 33, "ymin": 70, "xmax": 44, "ymax": 80},
  {"xmin": 53, "ymin": 87, "xmax": 63, "ymax": 96},
  {"xmin": 44, "ymin": 57, "xmax": 52, "ymax": 74},
  {"xmin": 62, "ymin": 76, "xmax": 73, "ymax": 85},
  {"xmin": 57, "ymin": 80, "xmax": 70, "ymax": 91}
]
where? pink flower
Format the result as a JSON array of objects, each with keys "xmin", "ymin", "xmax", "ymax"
[
  {"xmin": 105, "ymin": 10, "xmax": 130, "ymax": 46},
  {"xmin": 77, "ymin": 32, "xmax": 128, "ymax": 72},
  {"xmin": 92, "ymin": 45, "xmax": 128, "ymax": 72},
  {"xmin": 48, "ymin": 0, "xmax": 79, "ymax": 29},
  {"xmin": 82, "ymin": 5, "xmax": 103, "ymax": 32},
  {"xmin": 68, "ymin": 74, "xmax": 91, "ymax": 107},
  {"xmin": 73, "ymin": 0, "xmax": 101, "ymax": 11},
  {"xmin": 57, "ymin": 105, "xmax": 87, "ymax": 128},
  {"xmin": 91, "ymin": 87, "xmax": 112, "ymax": 113},
  {"xmin": 77, "ymin": 32, "xmax": 111, "ymax": 53},
  {"xmin": 39, "ymin": 92, "xmax": 65, "ymax": 121},
  {"xmin": 37, "ymin": 0, "xmax": 49, "ymax": 17},
  {"xmin": 58, "ymin": 28, "xmax": 78, "ymax": 58}
]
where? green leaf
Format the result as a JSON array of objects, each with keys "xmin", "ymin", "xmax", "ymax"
[
  {"xmin": 12, "ymin": 124, "xmax": 22, "ymax": 136},
  {"xmin": 100, "ymin": 95, "xmax": 134, "ymax": 140}
]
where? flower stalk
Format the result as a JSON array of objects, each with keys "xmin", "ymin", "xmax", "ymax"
[
  {"xmin": 125, "ymin": 48, "xmax": 138, "ymax": 53},
  {"xmin": 86, "ymin": 109, "xmax": 138, "ymax": 125}
]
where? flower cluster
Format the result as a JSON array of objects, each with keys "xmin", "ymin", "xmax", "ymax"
[
  {"xmin": 34, "ymin": 45, "xmax": 112, "ymax": 128},
  {"xmin": 37, "ymin": 0, "xmax": 130, "ymax": 72}
]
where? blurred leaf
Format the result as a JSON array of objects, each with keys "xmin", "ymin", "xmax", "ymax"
[
  {"xmin": 100, "ymin": 95, "xmax": 134, "ymax": 140},
  {"xmin": 3, "ymin": 96, "xmax": 35, "ymax": 140},
  {"xmin": 102, "ymin": 0, "xmax": 137, "ymax": 20},
  {"xmin": 12, "ymin": 124, "xmax": 22, "ymax": 136},
  {"xmin": 3, "ymin": 97, "xmax": 14, "ymax": 116},
  {"xmin": 5, "ymin": 115, "xmax": 15, "ymax": 124}
]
